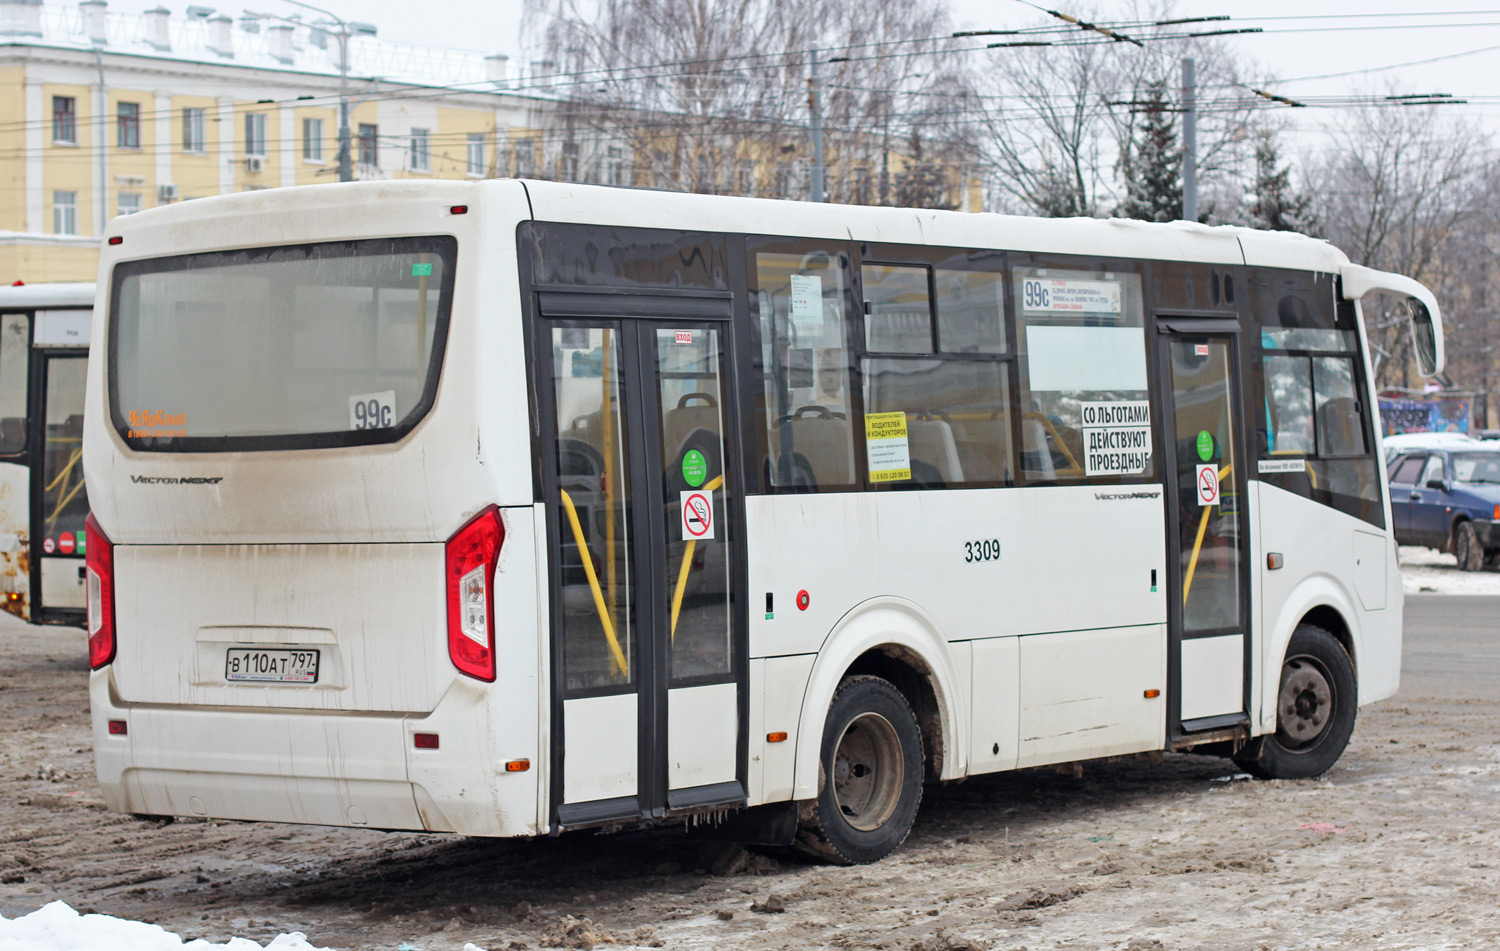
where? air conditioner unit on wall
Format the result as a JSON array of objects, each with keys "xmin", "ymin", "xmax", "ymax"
[
  {"xmin": 246, "ymin": 155, "xmax": 265, "ymax": 173},
  {"xmin": 157, "ymin": 183, "xmax": 178, "ymax": 201}
]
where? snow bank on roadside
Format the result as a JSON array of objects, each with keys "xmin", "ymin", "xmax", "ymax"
[
  {"xmin": 0, "ymin": 902, "xmax": 328, "ymax": 951},
  {"xmin": 1400, "ymin": 546, "xmax": 1500, "ymax": 595}
]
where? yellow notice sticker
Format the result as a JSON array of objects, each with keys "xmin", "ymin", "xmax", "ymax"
[{"xmin": 865, "ymin": 411, "xmax": 911, "ymax": 482}]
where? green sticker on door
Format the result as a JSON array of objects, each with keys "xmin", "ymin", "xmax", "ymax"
[
  {"xmin": 1196, "ymin": 430, "xmax": 1215, "ymax": 462},
  {"xmin": 682, "ymin": 449, "xmax": 708, "ymax": 487}
]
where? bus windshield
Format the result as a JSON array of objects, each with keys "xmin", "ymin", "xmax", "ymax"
[{"xmin": 110, "ymin": 236, "xmax": 455, "ymax": 451}]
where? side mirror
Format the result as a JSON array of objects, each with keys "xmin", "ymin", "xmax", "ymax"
[{"xmin": 1426, "ymin": 477, "xmax": 1447, "ymax": 492}]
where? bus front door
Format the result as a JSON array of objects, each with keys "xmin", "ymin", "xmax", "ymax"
[
  {"xmin": 1158, "ymin": 329, "xmax": 1251, "ymax": 741},
  {"xmin": 31, "ymin": 350, "xmax": 89, "ymax": 625},
  {"xmin": 540, "ymin": 318, "xmax": 747, "ymax": 829}
]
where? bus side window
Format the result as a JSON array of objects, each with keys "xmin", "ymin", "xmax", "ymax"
[
  {"xmin": 753, "ymin": 249, "xmax": 856, "ymax": 491},
  {"xmin": 0, "ymin": 313, "xmax": 27, "ymax": 453},
  {"xmin": 1014, "ymin": 264, "xmax": 1151, "ymax": 483}
]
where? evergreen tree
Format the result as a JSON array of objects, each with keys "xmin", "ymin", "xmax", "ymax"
[
  {"xmin": 1118, "ymin": 79, "xmax": 1182, "ymax": 222},
  {"xmin": 894, "ymin": 132, "xmax": 957, "ymax": 211},
  {"xmin": 1248, "ymin": 128, "xmax": 1315, "ymax": 233},
  {"xmin": 1034, "ymin": 167, "xmax": 1088, "ymax": 218}
]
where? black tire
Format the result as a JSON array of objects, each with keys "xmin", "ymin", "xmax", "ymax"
[
  {"xmin": 1234, "ymin": 624, "xmax": 1356, "ymax": 780},
  {"xmin": 795, "ymin": 675, "xmax": 924, "ymax": 865},
  {"xmin": 1455, "ymin": 521, "xmax": 1483, "ymax": 572}
]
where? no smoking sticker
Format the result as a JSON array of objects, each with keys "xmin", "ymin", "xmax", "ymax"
[
  {"xmin": 681, "ymin": 490, "xmax": 714, "ymax": 540},
  {"xmin": 1196, "ymin": 464, "xmax": 1220, "ymax": 507}
]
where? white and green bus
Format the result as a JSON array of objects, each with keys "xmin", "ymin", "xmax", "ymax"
[
  {"xmin": 0, "ymin": 282, "xmax": 94, "ymax": 625},
  {"xmin": 84, "ymin": 181, "xmax": 1440, "ymax": 862}
]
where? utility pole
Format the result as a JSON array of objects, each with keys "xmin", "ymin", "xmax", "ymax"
[
  {"xmin": 808, "ymin": 51, "xmax": 825, "ymax": 202},
  {"xmin": 1181, "ymin": 57, "xmax": 1197, "ymax": 223}
]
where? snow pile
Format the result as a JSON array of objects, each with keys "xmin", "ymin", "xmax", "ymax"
[
  {"xmin": 0, "ymin": 902, "xmax": 330, "ymax": 951},
  {"xmin": 1399, "ymin": 546, "xmax": 1500, "ymax": 595}
]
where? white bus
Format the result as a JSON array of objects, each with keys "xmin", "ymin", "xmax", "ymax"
[
  {"xmin": 0, "ymin": 282, "xmax": 94, "ymax": 625},
  {"xmin": 84, "ymin": 181, "xmax": 1441, "ymax": 863}
]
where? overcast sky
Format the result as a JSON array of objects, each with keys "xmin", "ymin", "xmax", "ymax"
[{"xmin": 99, "ymin": 0, "xmax": 1500, "ymax": 132}]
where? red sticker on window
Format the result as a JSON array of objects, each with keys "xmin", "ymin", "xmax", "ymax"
[
  {"xmin": 58, "ymin": 534, "xmax": 76, "ymax": 555},
  {"xmin": 675, "ymin": 330, "xmax": 693, "ymax": 344},
  {"xmin": 1195, "ymin": 344, "xmax": 1210, "ymax": 356}
]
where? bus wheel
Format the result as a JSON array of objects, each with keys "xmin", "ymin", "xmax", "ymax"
[
  {"xmin": 1234, "ymin": 624, "xmax": 1356, "ymax": 780},
  {"xmin": 795, "ymin": 675, "xmax": 924, "ymax": 865},
  {"xmin": 1454, "ymin": 521, "xmax": 1482, "ymax": 571}
]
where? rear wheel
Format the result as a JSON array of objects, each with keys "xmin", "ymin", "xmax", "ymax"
[
  {"xmin": 1454, "ymin": 521, "xmax": 1483, "ymax": 572},
  {"xmin": 795, "ymin": 675, "xmax": 924, "ymax": 865},
  {"xmin": 1235, "ymin": 624, "xmax": 1356, "ymax": 779}
]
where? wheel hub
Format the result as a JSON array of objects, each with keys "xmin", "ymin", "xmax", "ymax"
[
  {"xmin": 1277, "ymin": 657, "xmax": 1332, "ymax": 746},
  {"xmin": 832, "ymin": 712, "xmax": 903, "ymax": 832}
]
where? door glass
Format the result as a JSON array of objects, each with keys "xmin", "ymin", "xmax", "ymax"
[
  {"xmin": 1169, "ymin": 340, "xmax": 1239, "ymax": 634},
  {"xmin": 551, "ymin": 327, "xmax": 634, "ymax": 691},
  {"xmin": 42, "ymin": 357, "xmax": 88, "ymax": 553},
  {"xmin": 655, "ymin": 328, "xmax": 732, "ymax": 681},
  {"xmin": 0, "ymin": 314, "xmax": 28, "ymax": 453}
]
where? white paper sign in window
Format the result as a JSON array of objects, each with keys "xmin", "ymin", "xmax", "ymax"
[
  {"xmin": 1080, "ymin": 401, "xmax": 1152, "ymax": 475},
  {"xmin": 789, "ymin": 273, "xmax": 824, "ymax": 330},
  {"xmin": 1025, "ymin": 326, "xmax": 1148, "ymax": 392},
  {"xmin": 349, "ymin": 389, "xmax": 396, "ymax": 430},
  {"xmin": 1021, "ymin": 277, "xmax": 1122, "ymax": 317}
]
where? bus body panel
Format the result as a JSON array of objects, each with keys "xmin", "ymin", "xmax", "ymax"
[
  {"xmin": 753, "ymin": 653, "xmax": 816, "ymax": 805},
  {"xmin": 93, "ymin": 504, "xmax": 545, "ymax": 835},
  {"xmin": 0, "ymin": 460, "xmax": 29, "ymax": 617},
  {"xmin": 85, "ymin": 180, "xmax": 536, "ymax": 546}
]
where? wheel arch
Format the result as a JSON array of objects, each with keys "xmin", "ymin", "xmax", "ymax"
[
  {"xmin": 790, "ymin": 598, "xmax": 965, "ymax": 801},
  {"xmin": 1260, "ymin": 575, "xmax": 1361, "ymax": 735}
]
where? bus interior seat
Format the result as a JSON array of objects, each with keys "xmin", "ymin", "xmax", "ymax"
[
  {"xmin": 1316, "ymin": 398, "xmax": 1368, "ymax": 497},
  {"xmin": 953, "ymin": 414, "xmax": 1014, "ymax": 484},
  {"xmin": 772, "ymin": 407, "xmax": 854, "ymax": 487},
  {"xmin": 0, "ymin": 417, "xmax": 22, "ymax": 447},
  {"xmin": 906, "ymin": 416, "xmax": 964, "ymax": 484},
  {"xmin": 663, "ymin": 392, "xmax": 721, "ymax": 462},
  {"xmin": 1019, "ymin": 416, "xmax": 1055, "ymax": 479}
]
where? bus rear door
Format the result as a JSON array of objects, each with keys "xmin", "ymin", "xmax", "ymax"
[
  {"xmin": 31, "ymin": 308, "xmax": 91, "ymax": 625},
  {"xmin": 536, "ymin": 301, "xmax": 749, "ymax": 829}
]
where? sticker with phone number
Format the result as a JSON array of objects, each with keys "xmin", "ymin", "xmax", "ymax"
[{"xmin": 349, "ymin": 390, "xmax": 396, "ymax": 430}]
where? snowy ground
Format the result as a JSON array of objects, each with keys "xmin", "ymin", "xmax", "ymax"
[{"xmin": 1399, "ymin": 544, "xmax": 1500, "ymax": 594}]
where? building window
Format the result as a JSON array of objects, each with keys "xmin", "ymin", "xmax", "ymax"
[
  {"xmin": 409, "ymin": 128, "xmax": 429, "ymax": 172},
  {"xmin": 117, "ymin": 102, "xmax": 140, "ymax": 149},
  {"xmin": 244, "ymin": 113, "xmax": 267, "ymax": 158},
  {"xmin": 117, "ymin": 192, "xmax": 141, "ymax": 217},
  {"xmin": 302, "ymin": 117, "xmax": 324, "ymax": 161},
  {"xmin": 182, "ymin": 108, "xmax": 206, "ymax": 153},
  {"xmin": 466, "ymin": 133, "xmax": 485, "ymax": 176},
  {"xmin": 605, "ymin": 146, "xmax": 625, "ymax": 186},
  {"xmin": 560, "ymin": 141, "xmax": 579, "ymax": 182},
  {"xmin": 53, "ymin": 191, "xmax": 77, "ymax": 234},
  {"xmin": 513, "ymin": 137, "xmax": 534, "ymax": 177},
  {"xmin": 52, "ymin": 96, "xmax": 76, "ymax": 144},
  {"xmin": 357, "ymin": 123, "xmax": 378, "ymax": 166}
]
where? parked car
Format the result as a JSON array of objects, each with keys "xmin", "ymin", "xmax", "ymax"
[{"xmin": 1388, "ymin": 444, "xmax": 1500, "ymax": 570}]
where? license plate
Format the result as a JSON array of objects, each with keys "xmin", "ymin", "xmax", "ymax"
[{"xmin": 225, "ymin": 648, "xmax": 320, "ymax": 684}]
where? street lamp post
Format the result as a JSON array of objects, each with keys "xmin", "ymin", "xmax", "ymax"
[{"xmin": 253, "ymin": 0, "xmax": 375, "ymax": 182}]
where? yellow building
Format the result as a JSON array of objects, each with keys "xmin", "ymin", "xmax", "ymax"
[{"xmin": 0, "ymin": 0, "xmax": 548, "ymax": 281}]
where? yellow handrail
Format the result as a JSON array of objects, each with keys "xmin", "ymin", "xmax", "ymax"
[
  {"xmin": 559, "ymin": 488, "xmax": 629, "ymax": 679},
  {"xmin": 1023, "ymin": 412, "xmax": 1085, "ymax": 477},
  {"xmin": 670, "ymin": 474, "xmax": 724, "ymax": 641},
  {"xmin": 1183, "ymin": 463, "xmax": 1233, "ymax": 606}
]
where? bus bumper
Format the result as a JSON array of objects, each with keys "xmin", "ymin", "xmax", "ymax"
[{"xmin": 90, "ymin": 670, "xmax": 540, "ymax": 837}]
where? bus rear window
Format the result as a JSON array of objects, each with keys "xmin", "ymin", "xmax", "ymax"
[{"xmin": 110, "ymin": 236, "xmax": 455, "ymax": 451}]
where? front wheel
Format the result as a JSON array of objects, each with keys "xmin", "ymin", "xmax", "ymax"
[
  {"xmin": 795, "ymin": 676, "xmax": 924, "ymax": 865},
  {"xmin": 1454, "ymin": 520, "xmax": 1483, "ymax": 572},
  {"xmin": 1235, "ymin": 624, "xmax": 1356, "ymax": 779}
]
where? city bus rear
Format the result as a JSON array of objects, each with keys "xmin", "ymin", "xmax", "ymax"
[{"xmin": 84, "ymin": 180, "xmax": 545, "ymax": 836}]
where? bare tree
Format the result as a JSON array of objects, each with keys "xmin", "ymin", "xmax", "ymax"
[{"xmin": 1304, "ymin": 97, "xmax": 1488, "ymax": 389}]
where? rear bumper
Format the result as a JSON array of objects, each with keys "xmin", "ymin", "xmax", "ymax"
[{"xmin": 91, "ymin": 669, "xmax": 542, "ymax": 836}]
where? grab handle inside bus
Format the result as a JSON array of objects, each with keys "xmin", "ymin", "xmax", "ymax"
[
  {"xmin": 671, "ymin": 474, "xmax": 724, "ymax": 641},
  {"xmin": 558, "ymin": 488, "xmax": 630, "ymax": 678}
]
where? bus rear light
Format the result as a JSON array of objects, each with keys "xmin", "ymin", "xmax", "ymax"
[
  {"xmin": 85, "ymin": 515, "xmax": 116, "ymax": 670},
  {"xmin": 414, "ymin": 732, "xmax": 439, "ymax": 749},
  {"xmin": 108, "ymin": 720, "xmax": 127, "ymax": 735},
  {"xmin": 445, "ymin": 506, "xmax": 504, "ymax": 682}
]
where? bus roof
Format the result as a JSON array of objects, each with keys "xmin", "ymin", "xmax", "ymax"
[{"xmin": 0, "ymin": 282, "xmax": 96, "ymax": 309}]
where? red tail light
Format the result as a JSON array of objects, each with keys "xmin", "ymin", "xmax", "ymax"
[
  {"xmin": 445, "ymin": 506, "xmax": 504, "ymax": 682},
  {"xmin": 85, "ymin": 514, "xmax": 115, "ymax": 669}
]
